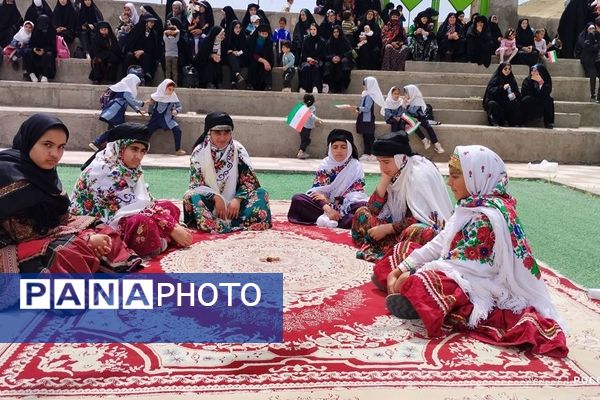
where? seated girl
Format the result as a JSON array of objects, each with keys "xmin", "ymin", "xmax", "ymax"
[
  {"xmin": 288, "ymin": 129, "xmax": 369, "ymax": 229},
  {"xmin": 5, "ymin": 21, "xmax": 34, "ymax": 65},
  {"xmin": 401, "ymin": 84, "xmax": 445, "ymax": 153},
  {"xmin": 70, "ymin": 123, "xmax": 192, "ymax": 258},
  {"xmin": 520, "ymin": 63, "xmax": 555, "ymax": 129},
  {"xmin": 183, "ymin": 112, "xmax": 272, "ymax": 233},
  {"xmin": 0, "ymin": 114, "xmax": 142, "ymax": 303},
  {"xmin": 385, "ymin": 145, "xmax": 567, "ymax": 358},
  {"xmin": 351, "ymin": 132, "xmax": 453, "ymax": 262}
]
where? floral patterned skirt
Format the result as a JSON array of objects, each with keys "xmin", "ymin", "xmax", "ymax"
[
  {"xmin": 400, "ymin": 270, "xmax": 568, "ymax": 358},
  {"xmin": 183, "ymin": 188, "xmax": 272, "ymax": 234},
  {"xmin": 351, "ymin": 206, "xmax": 407, "ymax": 262},
  {"xmin": 371, "ymin": 223, "xmax": 437, "ymax": 290}
]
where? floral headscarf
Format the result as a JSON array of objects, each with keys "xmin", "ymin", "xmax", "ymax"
[{"xmin": 69, "ymin": 139, "xmax": 151, "ymax": 225}]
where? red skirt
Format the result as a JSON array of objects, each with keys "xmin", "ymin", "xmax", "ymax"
[{"xmin": 400, "ymin": 270, "xmax": 569, "ymax": 358}]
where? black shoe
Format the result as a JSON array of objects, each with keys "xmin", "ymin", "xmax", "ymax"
[
  {"xmin": 206, "ymin": 83, "xmax": 216, "ymax": 89},
  {"xmin": 385, "ymin": 294, "xmax": 419, "ymax": 319},
  {"xmin": 265, "ymin": 85, "xmax": 272, "ymax": 91},
  {"xmin": 235, "ymin": 73, "xmax": 245, "ymax": 84},
  {"xmin": 544, "ymin": 122, "xmax": 554, "ymax": 129}
]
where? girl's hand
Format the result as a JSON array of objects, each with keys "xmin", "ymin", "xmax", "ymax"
[
  {"xmin": 368, "ymin": 224, "xmax": 393, "ymax": 241},
  {"xmin": 88, "ymin": 234, "xmax": 112, "ymax": 257},
  {"xmin": 311, "ymin": 192, "xmax": 328, "ymax": 203},
  {"xmin": 323, "ymin": 206, "xmax": 341, "ymax": 221},
  {"xmin": 170, "ymin": 225, "xmax": 193, "ymax": 247}
]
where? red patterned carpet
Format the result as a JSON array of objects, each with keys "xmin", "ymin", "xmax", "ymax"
[{"xmin": 1, "ymin": 202, "xmax": 600, "ymax": 399}]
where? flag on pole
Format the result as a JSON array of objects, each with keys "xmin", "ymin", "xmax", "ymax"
[
  {"xmin": 401, "ymin": 113, "xmax": 421, "ymax": 134},
  {"xmin": 546, "ymin": 50, "xmax": 558, "ymax": 63},
  {"xmin": 287, "ymin": 102, "xmax": 313, "ymax": 132}
]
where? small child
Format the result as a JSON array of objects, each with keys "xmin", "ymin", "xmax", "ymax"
[
  {"xmin": 147, "ymin": 79, "xmax": 185, "ymax": 155},
  {"xmin": 90, "ymin": 73, "xmax": 148, "ymax": 150},
  {"xmin": 7, "ymin": 21, "xmax": 34, "ymax": 64},
  {"xmin": 163, "ymin": 18, "xmax": 181, "ymax": 83},
  {"xmin": 401, "ymin": 84, "xmax": 445, "ymax": 154},
  {"xmin": 248, "ymin": 15, "xmax": 260, "ymax": 36},
  {"xmin": 281, "ymin": 40, "xmax": 295, "ymax": 92},
  {"xmin": 355, "ymin": 76, "xmax": 384, "ymax": 161},
  {"xmin": 297, "ymin": 94, "xmax": 323, "ymax": 159},
  {"xmin": 534, "ymin": 28, "xmax": 548, "ymax": 60},
  {"xmin": 496, "ymin": 28, "xmax": 517, "ymax": 63},
  {"xmin": 272, "ymin": 16, "xmax": 291, "ymax": 67},
  {"xmin": 356, "ymin": 25, "xmax": 373, "ymax": 49},
  {"xmin": 116, "ymin": 12, "xmax": 133, "ymax": 49},
  {"xmin": 383, "ymin": 86, "xmax": 405, "ymax": 132},
  {"xmin": 341, "ymin": 11, "xmax": 357, "ymax": 44}
]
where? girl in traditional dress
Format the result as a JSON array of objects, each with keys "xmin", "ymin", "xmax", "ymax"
[
  {"xmin": 70, "ymin": 123, "xmax": 192, "ymax": 258},
  {"xmin": 351, "ymin": 132, "xmax": 453, "ymax": 262},
  {"xmin": 0, "ymin": 114, "xmax": 141, "ymax": 298},
  {"xmin": 147, "ymin": 79, "xmax": 185, "ymax": 155},
  {"xmin": 288, "ymin": 129, "xmax": 368, "ymax": 229},
  {"xmin": 183, "ymin": 112, "xmax": 272, "ymax": 233},
  {"xmin": 385, "ymin": 145, "xmax": 568, "ymax": 358}
]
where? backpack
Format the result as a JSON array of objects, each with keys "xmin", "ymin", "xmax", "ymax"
[
  {"xmin": 99, "ymin": 88, "xmax": 115, "ymax": 109},
  {"xmin": 181, "ymin": 65, "xmax": 200, "ymax": 88},
  {"xmin": 56, "ymin": 36, "xmax": 70, "ymax": 59}
]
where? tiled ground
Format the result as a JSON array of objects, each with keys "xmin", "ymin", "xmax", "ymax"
[{"xmin": 58, "ymin": 150, "xmax": 600, "ymax": 196}]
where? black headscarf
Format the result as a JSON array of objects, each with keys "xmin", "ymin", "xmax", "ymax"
[
  {"xmin": 0, "ymin": 114, "xmax": 71, "ymax": 234},
  {"xmin": 372, "ymin": 131, "xmax": 414, "ymax": 157},
  {"xmin": 0, "ymin": 0, "xmax": 23, "ymax": 47},
  {"xmin": 241, "ymin": 3, "xmax": 260, "ymax": 30},
  {"xmin": 302, "ymin": 24, "xmax": 325, "ymax": 61},
  {"xmin": 558, "ymin": 0, "xmax": 597, "ymax": 58},
  {"xmin": 25, "ymin": 0, "xmax": 53, "ymax": 24},
  {"xmin": 327, "ymin": 129, "xmax": 358, "ymax": 159},
  {"xmin": 77, "ymin": 0, "xmax": 103, "ymax": 26},
  {"xmin": 220, "ymin": 6, "xmax": 238, "ymax": 30},
  {"xmin": 81, "ymin": 123, "xmax": 150, "ymax": 170},
  {"xmin": 193, "ymin": 112, "xmax": 234, "ymax": 148},
  {"xmin": 483, "ymin": 62, "xmax": 520, "ymax": 105},
  {"xmin": 516, "ymin": 18, "xmax": 535, "ymax": 48},
  {"xmin": 466, "ymin": 15, "xmax": 492, "ymax": 67},
  {"xmin": 255, "ymin": 9, "xmax": 271, "ymax": 32},
  {"xmin": 90, "ymin": 20, "xmax": 120, "ymax": 59},
  {"xmin": 293, "ymin": 8, "xmax": 316, "ymax": 42},
  {"xmin": 53, "ymin": 0, "xmax": 77, "ymax": 27},
  {"xmin": 224, "ymin": 20, "xmax": 247, "ymax": 55},
  {"xmin": 521, "ymin": 63, "xmax": 553, "ymax": 98},
  {"xmin": 29, "ymin": 14, "xmax": 57, "ymax": 50},
  {"xmin": 195, "ymin": 25, "xmax": 224, "ymax": 67},
  {"xmin": 326, "ymin": 25, "xmax": 352, "ymax": 59}
]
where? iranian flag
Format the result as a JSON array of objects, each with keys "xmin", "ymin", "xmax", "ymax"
[
  {"xmin": 546, "ymin": 50, "xmax": 558, "ymax": 63},
  {"xmin": 287, "ymin": 102, "xmax": 312, "ymax": 132},
  {"xmin": 401, "ymin": 113, "xmax": 421, "ymax": 134}
]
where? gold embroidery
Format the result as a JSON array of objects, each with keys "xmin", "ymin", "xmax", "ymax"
[{"xmin": 0, "ymin": 180, "xmax": 29, "ymax": 199}]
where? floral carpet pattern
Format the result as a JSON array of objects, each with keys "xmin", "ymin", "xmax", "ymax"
[{"xmin": 0, "ymin": 202, "xmax": 599, "ymax": 399}]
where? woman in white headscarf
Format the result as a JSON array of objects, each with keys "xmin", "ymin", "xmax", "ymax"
[
  {"xmin": 183, "ymin": 112, "xmax": 272, "ymax": 234},
  {"xmin": 352, "ymin": 131, "xmax": 453, "ymax": 263},
  {"xmin": 386, "ymin": 145, "xmax": 568, "ymax": 358},
  {"xmin": 288, "ymin": 129, "xmax": 369, "ymax": 229}
]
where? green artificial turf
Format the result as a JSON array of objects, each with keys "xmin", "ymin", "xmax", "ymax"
[{"xmin": 57, "ymin": 166, "xmax": 600, "ymax": 289}]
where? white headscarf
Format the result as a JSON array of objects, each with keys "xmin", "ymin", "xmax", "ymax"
[
  {"xmin": 379, "ymin": 154, "xmax": 453, "ymax": 230},
  {"xmin": 414, "ymin": 145, "xmax": 565, "ymax": 330},
  {"xmin": 404, "ymin": 84, "xmax": 427, "ymax": 113},
  {"xmin": 13, "ymin": 21, "xmax": 33, "ymax": 44},
  {"xmin": 124, "ymin": 2, "xmax": 139, "ymax": 25},
  {"xmin": 362, "ymin": 76, "xmax": 385, "ymax": 108},
  {"xmin": 109, "ymin": 74, "xmax": 141, "ymax": 97},
  {"xmin": 151, "ymin": 79, "xmax": 180, "ymax": 103},
  {"xmin": 381, "ymin": 86, "xmax": 404, "ymax": 116},
  {"xmin": 306, "ymin": 141, "xmax": 369, "ymax": 215},
  {"xmin": 189, "ymin": 134, "xmax": 254, "ymax": 203}
]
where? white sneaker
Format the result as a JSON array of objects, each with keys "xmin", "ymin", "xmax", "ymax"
[
  {"xmin": 11, "ymin": 55, "xmax": 17, "ymax": 62},
  {"xmin": 299, "ymin": 88, "xmax": 306, "ymax": 94},
  {"xmin": 282, "ymin": 87, "xmax": 291, "ymax": 92},
  {"xmin": 40, "ymin": 76, "xmax": 48, "ymax": 82},
  {"xmin": 368, "ymin": 154, "xmax": 378, "ymax": 161},
  {"xmin": 359, "ymin": 154, "xmax": 370, "ymax": 161},
  {"xmin": 433, "ymin": 142, "xmax": 445, "ymax": 154},
  {"xmin": 316, "ymin": 214, "xmax": 338, "ymax": 228},
  {"xmin": 322, "ymin": 83, "xmax": 329, "ymax": 94},
  {"xmin": 312, "ymin": 86, "xmax": 319, "ymax": 94},
  {"xmin": 422, "ymin": 138, "xmax": 432, "ymax": 150},
  {"xmin": 29, "ymin": 73, "xmax": 38, "ymax": 82}
]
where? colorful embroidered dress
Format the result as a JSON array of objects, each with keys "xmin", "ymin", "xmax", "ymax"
[
  {"xmin": 69, "ymin": 138, "xmax": 181, "ymax": 257},
  {"xmin": 183, "ymin": 135, "xmax": 271, "ymax": 233},
  {"xmin": 396, "ymin": 145, "xmax": 567, "ymax": 357},
  {"xmin": 352, "ymin": 154, "xmax": 453, "ymax": 262}
]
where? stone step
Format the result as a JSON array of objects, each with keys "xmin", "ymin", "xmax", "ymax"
[
  {"xmin": 405, "ymin": 60, "xmax": 586, "ymax": 78},
  {"xmin": 0, "ymin": 81, "xmax": 585, "ymax": 128},
  {"xmin": 1, "ymin": 58, "xmax": 589, "ymax": 102},
  {"xmin": 0, "ymin": 106, "xmax": 598, "ymax": 164}
]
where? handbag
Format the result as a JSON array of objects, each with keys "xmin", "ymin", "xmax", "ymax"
[{"xmin": 56, "ymin": 36, "xmax": 70, "ymax": 59}]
